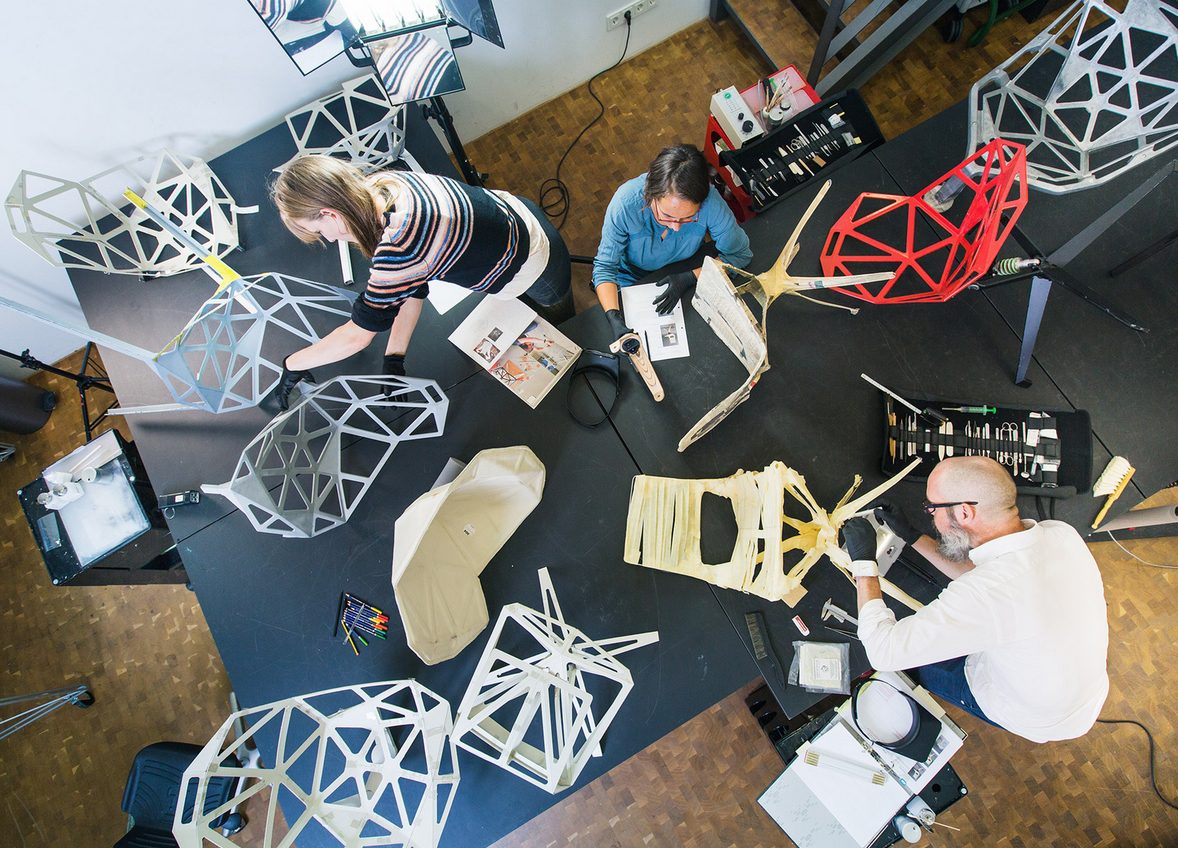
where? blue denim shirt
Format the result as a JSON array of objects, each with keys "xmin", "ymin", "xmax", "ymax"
[{"xmin": 591, "ymin": 175, "xmax": 753, "ymax": 288}]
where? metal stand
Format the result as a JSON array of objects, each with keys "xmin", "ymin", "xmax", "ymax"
[
  {"xmin": 973, "ymin": 162, "xmax": 1177, "ymax": 386},
  {"xmin": 420, "ymin": 95, "xmax": 485, "ymax": 187},
  {"xmin": 1, "ymin": 343, "xmax": 115, "ymax": 441},
  {"xmin": 0, "ymin": 685, "xmax": 94, "ymax": 741}
]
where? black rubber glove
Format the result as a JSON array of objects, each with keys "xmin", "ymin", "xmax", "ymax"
[
  {"xmin": 605, "ymin": 309, "xmax": 640, "ymax": 355},
  {"xmin": 382, "ymin": 353, "xmax": 406, "ymax": 377},
  {"xmin": 873, "ymin": 501, "xmax": 922, "ymax": 545},
  {"xmin": 652, "ymin": 270, "xmax": 696, "ymax": 315},
  {"xmin": 605, "ymin": 309, "xmax": 638, "ymax": 353},
  {"xmin": 274, "ymin": 356, "xmax": 315, "ymax": 411},
  {"xmin": 840, "ymin": 517, "xmax": 878, "ymax": 562}
]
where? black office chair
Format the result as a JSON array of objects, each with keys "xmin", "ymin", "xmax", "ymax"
[{"xmin": 115, "ymin": 741, "xmax": 243, "ymax": 847}]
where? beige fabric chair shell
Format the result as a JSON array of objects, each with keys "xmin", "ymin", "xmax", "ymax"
[{"xmin": 393, "ymin": 446, "xmax": 546, "ymax": 665}]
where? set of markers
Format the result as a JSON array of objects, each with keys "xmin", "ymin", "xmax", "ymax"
[{"xmin": 333, "ymin": 592, "xmax": 389, "ymax": 655}]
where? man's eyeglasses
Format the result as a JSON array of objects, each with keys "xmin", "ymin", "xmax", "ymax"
[
  {"xmin": 922, "ymin": 500, "xmax": 978, "ymax": 514},
  {"xmin": 651, "ymin": 199, "xmax": 699, "ymax": 225}
]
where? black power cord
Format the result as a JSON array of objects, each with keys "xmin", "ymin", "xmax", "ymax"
[
  {"xmin": 1096, "ymin": 718, "xmax": 1178, "ymax": 811},
  {"xmin": 539, "ymin": 12, "xmax": 633, "ymax": 230}
]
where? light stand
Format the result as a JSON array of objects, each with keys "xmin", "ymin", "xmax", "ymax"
[{"xmin": 1, "ymin": 344, "xmax": 115, "ymax": 441}]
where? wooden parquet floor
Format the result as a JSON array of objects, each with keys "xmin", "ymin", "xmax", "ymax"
[{"xmin": 3, "ymin": 6, "xmax": 1176, "ymax": 846}]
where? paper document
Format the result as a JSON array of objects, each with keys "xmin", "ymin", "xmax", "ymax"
[
  {"xmin": 758, "ymin": 671, "xmax": 966, "ymax": 848},
  {"xmin": 427, "ymin": 281, "xmax": 473, "ymax": 314},
  {"xmin": 620, "ymin": 283, "xmax": 690, "ymax": 362},
  {"xmin": 450, "ymin": 297, "xmax": 581, "ymax": 408}
]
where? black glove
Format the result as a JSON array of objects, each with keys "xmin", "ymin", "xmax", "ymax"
[
  {"xmin": 382, "ymin": 353, "xmax": 406, "ymax": 377},
  {"xmin": 873, "ymin": 501, "xmax": 922, "ymax": 546},
  {"xmin": 605, "ymin": 309, "xmax": 640, "ymax": 355},
  {"xmin": 605, "ymin": 308, "xmax": 635, "ymax": 343},
  {"xmin": 274, "ymin": 356, "xmax": 315, "ymax": 411},
  {"xmin": 840, "ymin": 517, "xmax": 877, "ymax": 562},
  {"xmin": 652, "ymin": 270, "xmax": 696, "ymax": 315}
]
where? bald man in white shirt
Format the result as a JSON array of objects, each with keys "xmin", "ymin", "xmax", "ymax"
[{"xmin": 842, "ymin": 456, "xmax": 1109, "ymax": 743}]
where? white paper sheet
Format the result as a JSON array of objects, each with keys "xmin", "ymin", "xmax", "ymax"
[
  {"xmin": 758, "ymin": 672, "xmax": 966, "ymax": 848},
  {"xmin": 793, "ymin": 720, "xmax": 909, "ymax": 845},
  {"xmin": 620, "ymin": 283, "xmax": 690, "ymax": 362},
  {"xmin": 427, "ymin": 280, "xmax": 473, "ymax": 314},
  {"xmin": 449, "ymin": 297, "xmax": 536, "ymax": 370}
]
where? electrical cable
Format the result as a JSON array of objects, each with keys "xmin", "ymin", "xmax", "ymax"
[
  {"xmin": 1103, "ymin": 531, "xmax": 1178, "ymax": 569},
  {"xmin": 1095, "ymin": 718, "xmax": 1178, "ymax": 810},
  {"xmin": 539, "ymin": 13, "xmax": 633, "ymax": 230}
]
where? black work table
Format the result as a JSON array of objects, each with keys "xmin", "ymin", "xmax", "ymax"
[
  {"xmin": 595, "ymin": 150, "xmax": 1100, "ymax": 715},
  {"xmin": 179, "ymin": 329, "xmax": 759, "ymax": 847},
  {"xmin": 61, "ymin": 89, "xmax": 1174, "ymax": 844},
  {"xmin": 65, "ymin": 111, "xmax": 481, "ymax": 544}
]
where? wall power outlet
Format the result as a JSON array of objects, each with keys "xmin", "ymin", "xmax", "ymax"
[{"xmin": 606, "ymin": 0, "xmax": 657, "ymax": 31}]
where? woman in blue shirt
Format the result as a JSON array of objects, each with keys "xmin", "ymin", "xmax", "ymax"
[{"xmin": 592, "ymin": 144, "xmax": 752, "ymax": 342}]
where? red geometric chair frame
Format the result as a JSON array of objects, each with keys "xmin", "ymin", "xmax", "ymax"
[{"xmin": 819, "ymin": 140, "xmax": 1028, "ymax": 303}]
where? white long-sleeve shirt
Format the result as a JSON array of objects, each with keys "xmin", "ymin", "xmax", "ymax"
[{"xmin": 858, "ymin": 520, "xmax": 1109, "ymax": 743}]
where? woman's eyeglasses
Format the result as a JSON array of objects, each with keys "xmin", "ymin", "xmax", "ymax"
[{"xmin": 651, "ymin": 199, "xmax": 699, "ymax": 225}]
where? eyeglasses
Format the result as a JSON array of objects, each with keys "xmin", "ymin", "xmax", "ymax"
[
  {"xmin": 651, "ymin": 199, "xmax": 699, "ymax": 225},
  {"xmin": 922, "ymin": 500, "xmax": 978, "ymax": 515}
]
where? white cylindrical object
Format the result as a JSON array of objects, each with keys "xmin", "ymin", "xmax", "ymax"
[{"xmin": 893, "ymin": 814, "xmax": 922, "ymax": 843}]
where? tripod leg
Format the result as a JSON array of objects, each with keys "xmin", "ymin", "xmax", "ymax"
[{"xmin": 1015, "ymin": 275, "xmax": 1052, "ymax": 387}]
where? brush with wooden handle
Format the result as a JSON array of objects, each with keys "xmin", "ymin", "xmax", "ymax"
[{"xmin": 1092, "ymin": 456, "xmax": 1135, "ymax": 530}]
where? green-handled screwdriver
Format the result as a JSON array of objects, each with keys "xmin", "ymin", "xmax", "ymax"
[{"xmin": 944, "ymin": 405, "xmax": 996, "ymax": 414}]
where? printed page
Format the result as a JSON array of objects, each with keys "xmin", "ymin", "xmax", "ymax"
[
  {"xmin": 484, "ymin": 317, "xmax": 582, "ymax": 409},
  {"xmin": 449, "ymin": 296, "xmax": 537, "ymax": 370},
  {"xmin": 620, "ymin": 283, "xmax": 690, "ymax": 362}
]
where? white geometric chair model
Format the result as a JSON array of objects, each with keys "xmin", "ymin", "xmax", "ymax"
[
  {"xmin": 202, "ymin": 376, "xmax": 449, "ymax": 538},
  {"xmin": 0, "ymin": 273, "xmax": 355, "ymax": 415},
  {"xmin": 680, "ymin": 181, "xmax": 890, "ymax": 451},
  {"xmin": 968, "ymin": 0, "xmax": 1178, "ymax": 193},
  {"xmin": 6, "ymin": 149, "xmax": 246, "ymax": 276},
  {"xmin": 623, "ymin": 458, "xmax": 924, "ymax": 610},
  {"xmin": 452, "ymin": 567, "xmax": 659, "ymax": 794},
  {"xmin": 281, "ymin": 74, "xmax": 417, "ymax": 174},
  {"xmin": 173, "ymin": 680, "xmax": 460, "ymax": 848},
  {"xmin": 392, "ymin": 446, "xmax": 546, "ymax": 666}
]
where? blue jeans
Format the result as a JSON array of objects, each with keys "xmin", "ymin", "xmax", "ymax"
[
  {"xmin": 913, "ymin": 657, "xmax": 1002, "ymax": 728},
  {"xmin": 517, "ymin": 198, "xmax": 573, "ymax": 321}
]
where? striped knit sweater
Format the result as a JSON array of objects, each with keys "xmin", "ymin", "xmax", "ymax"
[{"xmin": 352, "ymin": 172, "xmax": 531, "ymax": 332}]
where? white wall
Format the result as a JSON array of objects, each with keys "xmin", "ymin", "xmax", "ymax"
[
  {"xmin": 445, "ymin": 0, "xmax": 709, "ymax": 141},
  {"xmin": 0, "ymin": 0, "xmax": 706, "ymax": 377}
]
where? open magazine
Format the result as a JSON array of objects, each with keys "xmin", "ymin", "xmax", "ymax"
[{"xmin": 449, "ymin": 297, "xmax": 581, "ymax": 409}]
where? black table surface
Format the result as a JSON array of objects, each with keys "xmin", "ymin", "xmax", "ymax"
[
  {"xmin": 66, "ymin": 110, "xmax": 481, "ymax": 544},
  {"xmin": 590, "ymin": 150, "xmax": 1104, "ymax": 715},
  {"xmin": 61, "ymin": 88, "xmax": 1175, "ymax": 844},
  {"xmin": 179, "ymin": 329, "xmax": 760, "ymax": 847},
  {"xmin": 875, "ymin": 102, "xmax": 1178, "ymax": 504}
]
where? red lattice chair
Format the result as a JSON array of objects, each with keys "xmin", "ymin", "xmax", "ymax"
[{"xmin": 819, "ymin": 140, "xmax": 1028, "ymax": 304}]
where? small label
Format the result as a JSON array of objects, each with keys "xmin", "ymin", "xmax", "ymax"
[{"xmin": 462, "ymin": 524, "xmax": 476, "ymax": 536}]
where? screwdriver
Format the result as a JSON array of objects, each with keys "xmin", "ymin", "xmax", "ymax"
[{"xmin": 943, "ymin": 405, "xmax": 996, "ymax": 415}]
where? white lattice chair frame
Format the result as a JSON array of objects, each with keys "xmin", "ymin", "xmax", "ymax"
[
  {"xmin": 6, "ymin": 149, "xmax": 245, "ymax": 275},
  {"xmin": 173, "ymin": 680, "xmax": 459, "ymax": 848},
  {"xmin": 452, "ymin": 568, "xmax": 659, "ymax": 793},
  {"xmin": 969, "ymin": 0, "xmax": 1178, "ymax": 193},
  {"xmin": 202, "ymin": 376, "xmax": 449, "ymax": 537}
]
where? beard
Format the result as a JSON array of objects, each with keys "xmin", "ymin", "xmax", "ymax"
[{"xmin": 936, "ymin": 514, "xmax": 973, "ymax": 562}]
